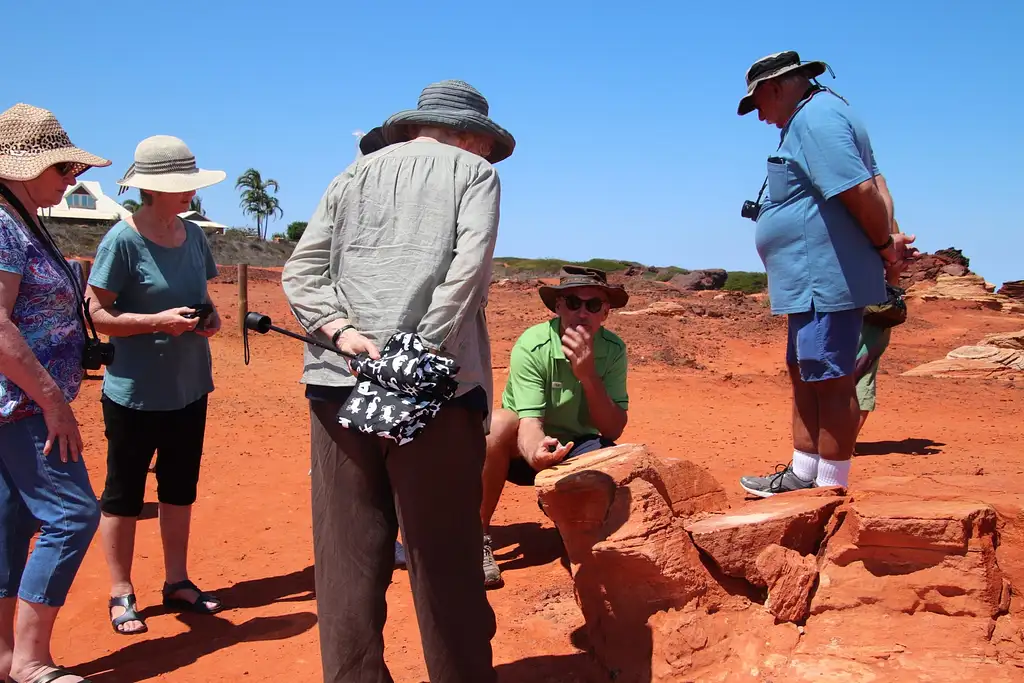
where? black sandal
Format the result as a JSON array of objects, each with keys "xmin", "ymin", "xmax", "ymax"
[
  {"xmin": 162, "ymin": 579, "xmax": 224, "ymax": 614},
  {"xmin": 108, "ymin": 593, "xmax": 148, "ymax": 635},
  {"xmin": 12, "ymin": 666, "xmax": 93, "ymax": 683}
]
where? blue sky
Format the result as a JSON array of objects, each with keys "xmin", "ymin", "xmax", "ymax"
[{"xmin": 7, "ymin": 1, "xmax": 1022, "ymax": 286}]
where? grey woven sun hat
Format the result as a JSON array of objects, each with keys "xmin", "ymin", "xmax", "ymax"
[
  {"xmin": 737, "ymin": 51, "xmax": 827, "ymax": 116},
  {"xmin": 0, "ymin": 103, "xmax": 110, "ymax": 181},
  {"xmin": 117, "ymin": 135, "xmax": 226, "ymax": 195},
  {"xmin": 381, "ymin": 79, "xmax": 515, "ymax": 163}
]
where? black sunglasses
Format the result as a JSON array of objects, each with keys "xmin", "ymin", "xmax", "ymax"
[
  {"xmin": 563, "ymin": 295, "xmax": 606, "ymax": 313},
  {"xmin": 54, "ymin": 162, "xmax": 75, "ymax": 176}
]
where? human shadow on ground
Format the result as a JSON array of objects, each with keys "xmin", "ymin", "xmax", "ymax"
[
  {"xmin": 69, "ymin": 610, "xmax": 317, "ymax": 682},
  {"xmin": 855, "ymin": 438, "xmax": 945, "ymax": 457},
  {"xmin": 488, "ymin": 522, "xmax": 566, "ymax": 573},
  {"xmin": 196, "ymin": 564, "xmax": 316, "ymax": 612},
  {"xmin": 495, "ymin": 652, "xmax": 608, "ymax": 682}
]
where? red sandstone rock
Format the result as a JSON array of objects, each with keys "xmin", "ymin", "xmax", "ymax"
[
  {"xmin": 792, "ymin": 610, "xmax": 1021, "ymax": 681},
  {"xmin": 812, "ymin": 500, "xmax": 1006, "ymax": 619},
  {"xmin": 998, "ymin": 279, "xmax": 1024, "ymax": 301},
  {"xmin": 648, "ymin": 603, "xmax": 800, "ymax": 682},
  {"xmin": 684, "ymin": 489, "xmax": 844, "ymax": 584},
  {"xmin": 756, "ymin": 544, "xmax": 817, "ymax": 623},
  {"xmin": 535, "ymin": 444, "xmax": 729, "ymax": 679},
  {"xmin": 980, "ymin": 329, "xmax": 1024, "ymax": 350}
]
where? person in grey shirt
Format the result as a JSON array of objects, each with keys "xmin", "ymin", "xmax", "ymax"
[{"xmin": 281, "ymin": 79, "xmax": 514, "ymax": 683}]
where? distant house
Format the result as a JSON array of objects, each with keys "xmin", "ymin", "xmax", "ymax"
[
  {"xmin": 38, "ymin": 180, "xmax": 131, "ymax": 227},
  {"xmin": 178, "ymin": 210, "xmax": 227, "ymax": 235}
]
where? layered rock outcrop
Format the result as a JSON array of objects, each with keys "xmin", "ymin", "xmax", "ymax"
[
  {"xmin": 905, "ymin": 329, "xmax": 1024, "ymax": 378},
  {"xmin": 908, "ymin": 274, "xmax": 1024, "ymax": 314},
  {"xmin": 536, "ymin": 445, "xmax": 1022, "ymax": 681}
]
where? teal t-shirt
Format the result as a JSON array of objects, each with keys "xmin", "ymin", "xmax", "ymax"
[{"xmin": 88, "ymin": 220, "xmax": 218, "ymax": 411}]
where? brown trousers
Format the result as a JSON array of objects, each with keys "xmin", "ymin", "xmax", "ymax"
[{"xmin": 309, "ymin": 400, "xmax": 497, "ymax": 683}]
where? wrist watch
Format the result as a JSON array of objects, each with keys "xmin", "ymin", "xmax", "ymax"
[{"xmin": 873, "ymin": 235, "xmax": 894, "ymax": 251}]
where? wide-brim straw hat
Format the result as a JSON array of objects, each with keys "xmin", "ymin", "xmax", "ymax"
[
  {"xmin": 0, "ymin": 103, "xmax": 110, "ymax": 181},
  {"xmin": 381, "ymin": 79, "xmax": 515, "ymax": 164},
  {"xmin": 538, "ymin": 265, "xmax": 629, "ymax": 312},
  {"xmin": 117, "ymin": 135, "xmax": 226, "ymax": 195},
  {"xmin": 737, "ymin": 51, "xmax": 827, "ymax": 116}
]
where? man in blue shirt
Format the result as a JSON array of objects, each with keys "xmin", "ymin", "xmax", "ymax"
[{"xmin": 735, "ymin": 52, "xmax": 915, "ymax": 496}]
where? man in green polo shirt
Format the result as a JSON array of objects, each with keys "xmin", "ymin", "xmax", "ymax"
[{"xmin": 479, "ymin": 266, "xmax": 630, "ymax": 587}]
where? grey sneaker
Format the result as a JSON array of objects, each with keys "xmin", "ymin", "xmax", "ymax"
[
  {"xmin": 482, "ymin": 534, "xmax": 503, "ymax": 588},
  {"xmin": 739, "ymin": 464, "xmax": 816, "ymax": 498}
]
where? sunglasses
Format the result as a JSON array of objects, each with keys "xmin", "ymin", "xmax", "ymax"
[
  {"xmin": 54, "ymin": 162, "xmax": 76, "ymax": 177},
  {"xmin": 563, "ymin": 295, "xmax": 606, "ymax": 313}
]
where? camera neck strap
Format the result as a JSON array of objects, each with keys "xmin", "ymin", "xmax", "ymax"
[
  {"xmin": 751, "ymin": 86, "xmax": 833, "ymax": 208},
  {"xmin": 0, "ymin": 183, "xmax": 100, "ymax": 342}
]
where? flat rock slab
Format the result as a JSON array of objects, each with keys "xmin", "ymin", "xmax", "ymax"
[
  {"xmin": 813, "ymin": 499, "xmax": 1007, "ymax": 619},
  {"xmin": 684, "ymin": 489, "xmax": 844, "ymax": 585}
]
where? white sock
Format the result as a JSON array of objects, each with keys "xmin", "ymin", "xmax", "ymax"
[
  {"xmin": 791, "ymin": 449, "xmax": 820, "ymax": 481},
  {"xmin": 816, "ymin": 458, "xmax": 851, "ymax": 488}
]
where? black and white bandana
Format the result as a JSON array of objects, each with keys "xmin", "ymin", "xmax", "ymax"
[{"xmin": 338, "ymin": 332, "xmax": 459, "ymax": 445}]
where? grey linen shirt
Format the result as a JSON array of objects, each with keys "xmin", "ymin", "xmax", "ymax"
[{"xmin": 281, "ymin": 139, "xmax": 499, "ymax": 421}]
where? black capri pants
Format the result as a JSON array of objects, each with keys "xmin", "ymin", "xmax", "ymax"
[{"xmin": 99, "ymin": 394, "xmax": 209, "ymax": 517}]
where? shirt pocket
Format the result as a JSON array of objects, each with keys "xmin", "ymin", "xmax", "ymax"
[
  {"xmin": 766, "ymin": 156, "xmax": 794, "ymax": 204},
  {"xmin": 548, "ymin": 377, "xmax": 576, "ymax": 410}
]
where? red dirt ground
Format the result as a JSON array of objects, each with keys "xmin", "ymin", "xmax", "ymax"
[{"xmin": 51, "ymin": 278, "xmax": 1023, "ymax": 682}]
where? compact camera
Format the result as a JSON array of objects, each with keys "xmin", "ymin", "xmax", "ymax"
[
  {"xmin": 82, "ymin": 338, "xmax": 115, "ymax": 370},
  {"xmin": 741, "ymin": 200, "xmax": 761, "ymax": 222},
  {"xmin": 184, "ymin": 303, "xmax": 215, "ymax": 330}
]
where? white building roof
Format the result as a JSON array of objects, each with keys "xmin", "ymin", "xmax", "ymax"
[
  {"xmin": 178, "ymin": 210, "xmax": 227, "ymax": 230},
  {"xmin": 38, "ymin": 180, "xmax": 132, "ymax": 222}
]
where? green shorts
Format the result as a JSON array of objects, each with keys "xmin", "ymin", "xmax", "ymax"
[{"xmin": 854, "ymin": 323, "xmax": 892, "ymax": 412}]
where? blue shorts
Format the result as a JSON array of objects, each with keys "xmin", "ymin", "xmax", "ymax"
[{"xmin": 786, "ymin": 307, "xmax": 864, "ymax": 382}]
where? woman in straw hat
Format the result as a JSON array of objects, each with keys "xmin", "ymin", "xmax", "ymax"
[
  {"xmin": 0, "ymin": 103, "xmax": 109, "ymax": 683},
  {"xmin": 83, "ymin": 135, "xmax": 227, "ymax": 635}
]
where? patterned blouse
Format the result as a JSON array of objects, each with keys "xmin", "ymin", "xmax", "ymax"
[{"xmin": 0, "ymin": 201, "xmax": 85, "ymax": 425}]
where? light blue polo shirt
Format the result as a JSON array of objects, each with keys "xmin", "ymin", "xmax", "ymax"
[{"xmin": 754, "ymin": 90, "xmax": 887, "ymax": 315}]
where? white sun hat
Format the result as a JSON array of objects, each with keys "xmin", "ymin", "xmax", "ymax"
[{"xmin": 117, "ymin": 134, "xmax": 225, "ymax": 195}]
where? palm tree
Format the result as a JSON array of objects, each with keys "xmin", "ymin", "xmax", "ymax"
[
  {"xmin": 121, "ymin": 199, "xmax": 141, "ymax": 213},
  {"xmin": 235, "ymin": 169, "xmax": 283, "ymax": 240},
  {"xmin": 190, "ymin": 195, "xmax": 204, "ymax": 215}
]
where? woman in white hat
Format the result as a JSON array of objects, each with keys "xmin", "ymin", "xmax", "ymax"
[
  {"xmin": 84, "ymin": 135, "xmax": 226, "ymax": 635},
  {"xmin": 0, "ymin": 103, "xmax": 109, "ymax": 683}
]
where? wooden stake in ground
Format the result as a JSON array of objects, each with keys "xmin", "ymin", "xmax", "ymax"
[{"xmin": 238, "ymin": 263, "xmax": 248, "ymax": 339}]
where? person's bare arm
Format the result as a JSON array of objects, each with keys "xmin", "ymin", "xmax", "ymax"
[
  {"xmin": 518, "ymin": 416, "xmax": 572, "ymax": 470},
  {"xmin": 562, "ymin": 327, "xmax": 628, "ymax": 440},
  {"xmin": 838, "ymin": 177, "xmax": 892, "ymax": 248},
  {"xmin": 579, "ymin": 378, "xmax": 627, "ymax": 440},
  {"xmin": 875, "ymin": 174, "xmax": 895, "ymax": 234},
  {"xmin": 86, "ymin": 284, "xmax": 197, "ymax": 337},
  {"xmin": 0, "ymin": 270, "xmax": 82, "ymax": 461},
  {"xmin": 0, "ymin": 271, "xmax": 65, "ymax": 410}
]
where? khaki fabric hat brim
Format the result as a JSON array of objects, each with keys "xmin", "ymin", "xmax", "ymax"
[
  {"xmin": 737, "ymin": 61, "xmax": 826, "ymax": 116},
  {"xmin": 0, "ymin": 145, "xmax": 110, "ymax": 182},
  {"xmin": 117, "ymin": 169, "xmax": 226, "ymax": 194},
  {"xmin": 538, "ymin": 282, "xmax": 630, "ymax": 312}
]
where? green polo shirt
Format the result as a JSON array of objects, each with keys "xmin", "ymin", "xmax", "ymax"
[{"xmin": 501, "ymin": 319, "xmax": 628, "ymax": 442}]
